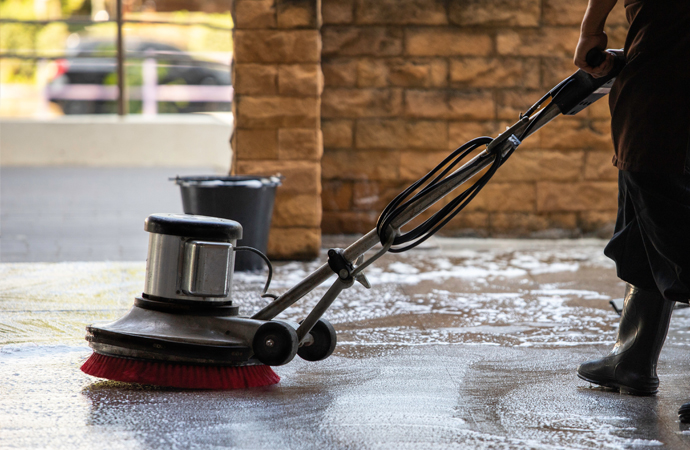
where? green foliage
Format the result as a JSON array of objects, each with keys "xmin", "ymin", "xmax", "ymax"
[
  {"xmin": 0, "ymin": 6, "xmax": 233, "ymax": 84},
  {"xmin": 81, "ymin": 22, "xmax": 116, "ymax": 39},
  {"xmin": 125, "ymin": 11, "xmax": 233, "ymax": 54},
  {"xmin": 0, "ymin": 0, "xmax": 37, "ymax": 21},
  {"xmin": 35, "ymin": 22, "xmax": 69, "ymax": 51},
  {"xmin": 188, "ymin": 26, "xmax": 232, "ymax": 54},
  {"xmin": 0, "ymin": 21, "xmax": 40, "ymax": 82},
  {"xmin": 0, "ymin": 0, "xmax": 66, "ymax": 82},
  {"xmin": 0, "ymin": 21, "xmax": 69, "ymax": 82},
  {"xmin": 0, "ymin": 59, "xmax": 34, "ymax": 83},
  {"xmin": 61, "ymin": 0, "xmax": 89, "ymax": 17},
  {"xmin": 0, "ymin": 22, "xmax": 38, "ymax": 52}
]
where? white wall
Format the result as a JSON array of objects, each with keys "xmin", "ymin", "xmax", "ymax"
[{"xmin": 0, "ymin": 113, "xmax": 234, "ymax": 172}]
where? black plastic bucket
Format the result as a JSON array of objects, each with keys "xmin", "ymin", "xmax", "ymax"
[{"xmin": 173, "ymin": 175, "xmax": 281, "ymax": 271}]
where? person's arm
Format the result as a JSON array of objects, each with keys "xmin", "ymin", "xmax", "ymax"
[{"xmin": 574, "ymin": 0, "xmax": 618, "ymax": 77}]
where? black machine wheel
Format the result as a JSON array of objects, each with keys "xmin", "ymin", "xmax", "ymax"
[
  {"xmin": 252, "ymin": 321, "xmax": 298, "ymax": 366},
  {"xmin": 298, "ymin": 318, "xmax": 337, "ymax": 362}
]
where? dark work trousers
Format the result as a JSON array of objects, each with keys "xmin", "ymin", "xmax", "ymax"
[{"xmin": 604, "ymin": 170, "xmax": 690, "ymax": 302}]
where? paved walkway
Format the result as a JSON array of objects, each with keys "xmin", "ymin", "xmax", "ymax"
[
  {"xmin": 0, "ymin": 167, "xmax": 211, "ymax": 262},
  {"xmin": 2, "ymin": 168, "xmax": 690, "ymax": 449}
]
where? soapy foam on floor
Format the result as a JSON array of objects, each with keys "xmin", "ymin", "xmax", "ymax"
[
  {"xmin": 0, "ymin": 240, "xmax": 680, "ymax": 450},
  {"xmin": 230, "ymin": 248, "xmax": 621, "ymax": 348}
]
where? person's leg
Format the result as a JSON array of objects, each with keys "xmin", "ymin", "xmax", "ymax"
[
  {"xmin": 602, "ymin": 171, "xmax": 659, "ymax": 291},
  {"xmin": 621, "ymin": 169, "xmax": 690, "ymax": 417},
  {"xmin": 625, "ymin": 166, "xmax": 690, "ymax": 418},
  {"xmin": 578, "ymin": 170, "xmax": 690, "ymax": 395},
  {"xmin": 620, "ymin": 170, "xmax": 690, "ymax": 302},
  {"xmin": 577, "ymin": 283, "xmax": 674, "ymax": 395}
]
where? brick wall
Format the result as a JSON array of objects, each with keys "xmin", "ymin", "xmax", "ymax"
[
  {"xmin": 320, "ymin": 0, "xmax": 629, "ymax": 238},
  {"xmin": 232, "ymin": 0, "xmax": 323, "ymax": 259}
]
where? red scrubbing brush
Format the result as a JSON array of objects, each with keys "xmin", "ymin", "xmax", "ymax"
[
  {"xmin": 81, "ymin": 301, "xmax": 300, "ymax": 389},
  {"xmin": 81, "ymin": 352, "xmax": 280, "ymax": 389}
]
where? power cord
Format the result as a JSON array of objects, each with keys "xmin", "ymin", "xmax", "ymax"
[
  {"xmin": 233, "ymin": 246, "xmax": 277, "ymax": 299},
  {"xmin": 376, "ymin": 136, "xmax": 501, "ymax": 252},
  {"xmin": 376, "ymin": 100, "xmax": 560, "ymax": 253}
]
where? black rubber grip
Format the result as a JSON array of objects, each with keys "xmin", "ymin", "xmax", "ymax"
[{"xmin": 586, "ymin": 48, "xmax": 607, "ymax": 68}]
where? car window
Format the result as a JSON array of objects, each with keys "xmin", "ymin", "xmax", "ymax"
[{"xmin": 137, "ymin": 42, "xmax": 189, "ymax": 60}]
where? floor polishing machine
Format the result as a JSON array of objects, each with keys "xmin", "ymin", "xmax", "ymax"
[{"xmin": 82, "ymin": 49, "xmax": 625, "ymax": 388}]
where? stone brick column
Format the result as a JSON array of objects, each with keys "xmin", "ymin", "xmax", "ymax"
[{"xmin": 232, "ymin": 0, "xmax": 323, "ymax": 259}]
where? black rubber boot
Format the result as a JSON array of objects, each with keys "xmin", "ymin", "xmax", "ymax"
[
  {"xmin": 679, "ymin": 403, "xmax": 690, "ymax": 423},
  {"xmin": 577, "ymin": 283, "xmax": 674, "ymax": 395}
]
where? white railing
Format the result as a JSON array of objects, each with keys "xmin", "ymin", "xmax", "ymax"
[
  {"xmin": 46, "ymin": 84, "xmax": 234, "ymax": 103},
  {"xmin": 1, "ymin": 57, "xmax": 233, "ymax": 116}
]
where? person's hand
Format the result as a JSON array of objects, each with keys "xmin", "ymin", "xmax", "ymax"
[{"xmin": 574, "ymin": 32, "xmax": 614, "ymax": 78}]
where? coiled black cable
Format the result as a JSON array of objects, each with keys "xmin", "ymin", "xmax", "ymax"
[
  {"xmin": 233, "ymin": 246, "xmax": 277, "ymax": 299},
  {"xmin": 375, "ymin": 84, "xmax": 565, "ymax": 254},
  {"xmin": 376, "ymin": 135, "xmax": 504, "ymax": 253}
]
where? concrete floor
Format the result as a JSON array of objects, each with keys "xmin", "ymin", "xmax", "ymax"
[
  {"xmin": 0, "ymin": 167, "xmax": 212, "ymax": 262},
  {"xmin": 3, "ymin": 168, "xmax": 690, "ymax": 449}
]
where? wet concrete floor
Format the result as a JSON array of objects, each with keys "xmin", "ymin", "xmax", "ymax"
[
  {"xmin": 3, "ymin": 167, "xmax": 690, "ymax": 449},
  {"xmin": 4, "ymin": 239, "xmax": 690, "ymax": 449}
]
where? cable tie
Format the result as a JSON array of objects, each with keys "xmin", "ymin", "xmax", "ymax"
[{"xmin": 508, "ymin": 134, "xmax": 521, "ymax": 149}]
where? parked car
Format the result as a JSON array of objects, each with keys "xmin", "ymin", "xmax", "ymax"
[{"xmin": 48, "ymin": 38, "xmax": 232, "ymax": 114}]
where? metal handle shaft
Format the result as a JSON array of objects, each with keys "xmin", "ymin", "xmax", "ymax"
[{"xmin": 252, "ymin": 104, "xmax": 563, "ymax": 322}]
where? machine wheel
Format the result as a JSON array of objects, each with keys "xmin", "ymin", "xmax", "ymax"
[
  {"xmin": 252, "ymin": 321, "xmax": 298, "ymax": 366},
  {"xmin": 298, "ymin": 318, "xmax": 337, "ymax": 362}
]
